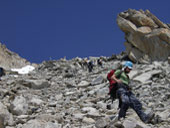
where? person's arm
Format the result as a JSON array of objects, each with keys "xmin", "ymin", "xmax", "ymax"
[
  {"xmin": 111, "ymin": 74, "xmax": 122, "ymax": 83},
  {"xmin": 111, "ymin": 70, "xmax": 122, "ymax": 83}
]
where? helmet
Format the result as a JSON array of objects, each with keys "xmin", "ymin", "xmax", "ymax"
[{"xmin": 124, "ymin": 61, "xmax": 133, "ymax": 69}]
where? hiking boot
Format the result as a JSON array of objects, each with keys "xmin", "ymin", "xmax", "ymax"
[{"xmin": 144, "ymin": 112, "xmax": 155, "ymax": 123}]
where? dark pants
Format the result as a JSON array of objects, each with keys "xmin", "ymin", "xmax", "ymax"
[
  {"xmin": 116, "ymin": 85, "xmax": 148, "ymax": 122},
  {"xmin": 109, "ymin": 84, "xmax": 117, "ymax": 101},
  {"xmin": 88, "ymin": 62, "xmax": 93, "ymax": 72},
  {"xmin": 109, "ymin": 84, "xmax": 122, "ymax": 108}
]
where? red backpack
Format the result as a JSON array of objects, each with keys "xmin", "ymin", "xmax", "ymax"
[
  {"xmin": 107, "ymin": 70, "xmax": 116, "ymax": 94},
  {"xmin": 107, "ymin": 69, "xmax": 122, "ymax": 95},
  {"xmin": 107, "ymin": 70, "xmax": 116, "ymax": 85}
]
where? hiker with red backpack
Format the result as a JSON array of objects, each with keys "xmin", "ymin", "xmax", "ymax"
[
  {"xmin": 107, "ymin": 61, "xmax": 154, "ymax": 123},
  {"xmin": 107, "ymin": 64, "xmax": 122, "ymax": 100}
]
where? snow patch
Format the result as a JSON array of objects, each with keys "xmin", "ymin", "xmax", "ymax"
[{"xmin": 11, "ymin": 65, "xmax": 35, "ymax": 74}]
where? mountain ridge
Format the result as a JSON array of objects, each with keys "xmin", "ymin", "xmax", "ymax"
[{"xmin": 0, "ymin": 43, "xmax": 30, "ymax": 70}]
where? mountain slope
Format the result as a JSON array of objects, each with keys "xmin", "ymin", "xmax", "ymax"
[{"xmin": 0, "ymin": 55, "xmax": 169, "ymax": 128}]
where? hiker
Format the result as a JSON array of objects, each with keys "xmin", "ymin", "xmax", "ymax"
[
  {"xmin": 107, "ymin": 64, "xmax": 122, "ymax": 104},
  {"xmin": 82, "ymin": 58, "xmax": 88, "ymax": 70},
  {"xmin": 97, "ymin": 58, "xmax": 103, "ymax": 67},
  {"xmin": 0, "ymin": 67, "xmax": 5, "ymax": 80},
  {"xmin": 111, "ymin": 61, "xmax": 154, "ymax": 123},
  {"xmin": 87, "ymin": 60, "xmax": 94, "ymax": 72}
]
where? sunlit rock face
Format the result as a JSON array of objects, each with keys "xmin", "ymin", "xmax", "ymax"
[
  {"xmin": 0, "ymin": 43, "xmax": 30, "ymax": 70},
  {"xmin": 117, "ymin": 9, "xmax": 170, "ymax": 63}
]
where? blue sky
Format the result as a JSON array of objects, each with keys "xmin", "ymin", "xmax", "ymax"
[{"xmin": 0, "ymin": 0, "xmax": 169, "ymax": 63}]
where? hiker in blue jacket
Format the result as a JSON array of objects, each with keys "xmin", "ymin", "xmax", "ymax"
[{"xmin": 111, "ymin": 61, "xmax": 154, "ymax": 123}]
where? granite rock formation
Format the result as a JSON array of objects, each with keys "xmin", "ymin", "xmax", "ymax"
[{"xmin": 117, "ymin": 9, "xmax": 170, "ymax": 63}]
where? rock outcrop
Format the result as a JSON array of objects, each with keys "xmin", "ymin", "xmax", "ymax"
[
  {"xmin": 117, "ymin": 9, "xmax": 170, "ymax": 63},
  {"xmin": 0, "ymin": 55, "xmax": 169, "ymax": 128},
  {"xmin": 0, "ymin": 43, "xmax": 30, "ymax": 69}
]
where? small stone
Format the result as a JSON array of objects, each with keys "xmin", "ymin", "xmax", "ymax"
[{"xmin": 82, "ymin": 117, "xmax": 95, "ymax": 124}]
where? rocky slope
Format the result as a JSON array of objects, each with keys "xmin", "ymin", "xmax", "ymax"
[
  {"xmin": 0, "ymin": 43, "xmax": 30, "ymax": 70},
  {"xmin": 0, "ymin": 8, "xmax": 170, "ymax": 128},
  {"xmin": 0, "ymin": 54, "xmax": 169, "ymax": 128},
  {"xmin": 117, "ymin": 9, "xmax": 170, "ymax": 63}
]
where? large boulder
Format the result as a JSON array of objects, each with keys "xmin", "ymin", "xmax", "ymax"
[
  {"xmin": 9, "ymin": 95, "xmax": 29, "ymax": 116},
  {"xmin": 0, "ymin": 116, "xmax": 5, "ymax": 128},
  {"xmin": 0, "ymin": 102, "xmax": 14, "ymax": 126},
  {"xmin": 19, "ymin": 79, "xmax": 50, "ymax": 89},
  {"xmin": 22, "ymin": 119, "xmax": 60, "ymax": 128},
  {"xmin": 117, "ymin": 9, "xmax": 170, "ymax": 63}
]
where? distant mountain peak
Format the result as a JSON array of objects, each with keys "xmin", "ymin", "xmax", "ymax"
[{"xmin": 0, "ymin": 43, "xmax": 30, "ymax": 69}]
